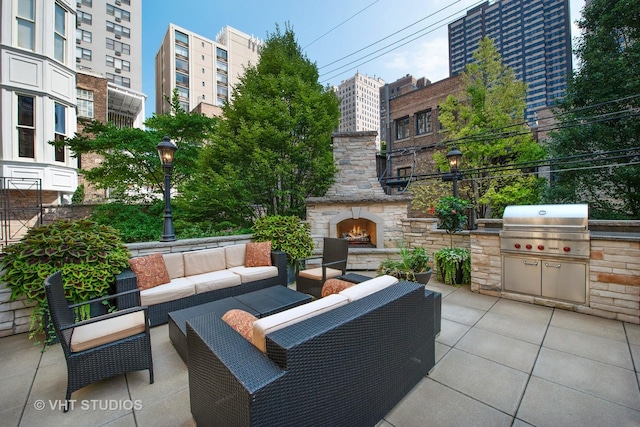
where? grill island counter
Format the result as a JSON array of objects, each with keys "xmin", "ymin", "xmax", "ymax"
[{"xmin": 500, "ymin": 204, "xmax": 590, "ymax": 304}]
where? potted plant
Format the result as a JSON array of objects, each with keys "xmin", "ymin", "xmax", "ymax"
[
  {"xmin": 377, "ymin": 245, "xmax": 432, "ymax": 284},
  {"xmin": 433, "ymin": 196, "xmax": 472, "ymax": 286},
  {"xmin": 0, "ymin": 219, "xmax": 131, "ymax": 344},
  {"xmin": 251, "ymin": 215, "xmax": 314, "ymax": 283}
]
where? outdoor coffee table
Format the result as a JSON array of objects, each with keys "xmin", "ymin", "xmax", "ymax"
[{"xmin": 168, "ymin": 285, "xmax": 311, "ymax": 363}]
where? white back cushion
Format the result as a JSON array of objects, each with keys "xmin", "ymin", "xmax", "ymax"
[
  {"xmin": 163, "ymin": 253, "xmax": 185, "ymax": 279},
  {"xmin": 252, "ymin": 294, "xmax": 348, "ymax": 352},
  {"xmin": 225, "ymin": 244, "xmax": 246, "ymax": 268},
  {"xmin": 183, "ymin": 248, "xmax": 226, "ymax": 276},
  {"xmin": 339, "ymin": 275, "xmax": 399, "ymax": 302}
]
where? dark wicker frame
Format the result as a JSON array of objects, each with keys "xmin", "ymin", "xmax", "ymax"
[
  {"xmin": 187, "ymin": 280, "xmax": 436, "ymax": 426},
  {"xmin": 115, "ymin": 250, "xmax": 287, "ymax": 326},
  {"xmin": 44, "ymin": 271, "xmax": 154, "ymax": 412},
  {"xmin": 296, "ymin": 237, "xmax": 349, "ymax": 298}
]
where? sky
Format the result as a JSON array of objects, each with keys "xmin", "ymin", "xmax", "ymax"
[{"xmin": 141, "ymin": 0, "xmax": 587, "ymax": 118}]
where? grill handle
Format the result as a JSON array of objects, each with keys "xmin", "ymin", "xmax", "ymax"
[
  {"xmin": 523, "ymin": 260, "xmax": 539, "ymax": 266},
  {"xmin": 545, "ymin": 262, "xmax": 562, "ymax": 268}
]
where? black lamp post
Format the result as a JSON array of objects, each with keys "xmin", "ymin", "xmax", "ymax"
[
  {"xmin": 157, "ymin": 135, "xmax": 177, "ymax": 242},
  {"xmin": 446, "ymin": 146, "xmax": 463, "ymax": 198}
]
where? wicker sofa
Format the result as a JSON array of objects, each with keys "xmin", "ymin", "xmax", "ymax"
[
  {"xmin": 116, "ymin": 245, "xmax": 287, "ymax": 326},
  {"xmin": 186, "ymin": 279, "xmax": 436, "ymax": 426}
]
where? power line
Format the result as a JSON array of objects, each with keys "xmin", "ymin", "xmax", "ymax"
[
  {"xmin": 319, "ymin": 1, "xmax": 485, "ymax": 83},
  {"xmin": 303, "ymin": 0, "xmax": 381, "ymax": 49}
]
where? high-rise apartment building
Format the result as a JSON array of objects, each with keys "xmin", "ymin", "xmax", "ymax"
[
  {"xmin": 448, "ymin": 0, "xmax": 572, "ymax": 123},
  {"xmin": 155, "ymin": 24, "xmax": 261, "ymax": 116},
  {"xmin": 335, "ymin": 72, "xmax": 385, "ymax": 145},
  {"xmin": 75, "ymin": 0, "xmax": 145, "ymax": 127}
]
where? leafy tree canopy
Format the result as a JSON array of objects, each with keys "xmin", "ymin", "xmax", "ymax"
[
  {"xmin": 182, "ymin": 23, "xmax": 340, "ymax": 222},
  {"xmin": 57, "ymin": 91, "xmax": 217, "ymax": 202},
  {"xmin": 545, "ymin": 0, "xmax": 640, "ymax": 219},
  {"xmin": 436, "ymin": 37, "xmax": 546, "ymax": 218}
]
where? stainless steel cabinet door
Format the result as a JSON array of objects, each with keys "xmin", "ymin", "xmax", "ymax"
[
  {"xmin": 541, "ymin": 260, "xmax": 586, "ymax": 303},
  {"xmin": 503, "ymin": 256, "xmax": 542, "ymax": 295}
]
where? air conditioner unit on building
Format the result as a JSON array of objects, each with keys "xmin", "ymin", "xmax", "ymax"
[
  {"xmin": 115, "ymin": 34, "xmax": 121, "ymax": 39},
  {"xmin": 115, "ymin": 68, "xmax": 121, "ymax": 73},
  {"xmin": 76, "ymin": 39, "xmax": 81, "ymax": 44},
  {"xmin": 115, "ymin": 0, "xmax": 121, "ymax": 4},
  {"xmin": 76, "ymin": 58, "xmax": 81, "ymax": 63},
  {"xmin": 115, "ymin": 17, "xmax": 121, "ymax": 22},
  {"xmin": 115, "ymin": 51, "xmax": 121, "ymax": 56}
]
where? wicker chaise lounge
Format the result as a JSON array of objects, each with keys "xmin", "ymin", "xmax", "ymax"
[{"xmin": 187, "ymin": 280, "xmax": 436, "ymax": 426}]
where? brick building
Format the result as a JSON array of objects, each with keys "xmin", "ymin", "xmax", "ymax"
[{"xmin": 384, "ymin": 75, "xmax": 463, "ymax": 184}]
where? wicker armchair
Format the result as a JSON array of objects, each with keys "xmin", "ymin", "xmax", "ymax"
[
  {"xmin": 44, "ymin": 271, "xmax": 154, "ymax": 411},
  {"xmin": 296, "ymin": 237, "xmax": 349, "ymax": 298}
]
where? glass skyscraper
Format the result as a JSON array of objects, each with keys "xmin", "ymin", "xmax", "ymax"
[{"xmin": 448, "ymin": 0, "xmax": 572, "ymax": 123}]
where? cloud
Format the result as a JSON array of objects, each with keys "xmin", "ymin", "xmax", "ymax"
[{"xmin": 383, "ymin": 37, "xmax": 451, "ymax": 83}]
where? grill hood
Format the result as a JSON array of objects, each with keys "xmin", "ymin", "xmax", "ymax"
[{"xmin": 502, "ymin": 204, "xmax": 589, "ymax": 232}]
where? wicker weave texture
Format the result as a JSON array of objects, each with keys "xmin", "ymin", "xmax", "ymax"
[{"xmin": 187, "ymin": 280, "xmax": 436, "ymax": 426}]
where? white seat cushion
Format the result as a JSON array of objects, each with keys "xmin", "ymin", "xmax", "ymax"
[
  {"xmin": 70, "ymin": 310, "xmax": 146, "ymax": 353},
  {"xmin": 190, "ymin": 270, "xmax": 242, "ymax": 293},
  {"xmin": 140, "ymin": 278, "xmax": 195, "ymax": 306},
  {"xmin": 227, "ymin": 266, "xmax": 278, "ymax": 283},
  {"xmin": 297, "ymin": 267, "xmax": 343, "ymax": 280},
  {"xmin": 252, "ymin": 294, "xmax": 349, "ymax": 352},
  {"xmin": 339, "ymin": 275, "xmax": 399, "ymax": 302}
]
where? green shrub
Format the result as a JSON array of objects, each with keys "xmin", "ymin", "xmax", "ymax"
[
  {"xmin": 252, "ymin": 215, "xmax": 314, "ymax": 266},
  {"xmin": 90, "ymin": 202, "xmax": 163, "ymax": 243},
  {"xmin": 0, "ymin": 219, "xmax": 131, "ymax": 343}
]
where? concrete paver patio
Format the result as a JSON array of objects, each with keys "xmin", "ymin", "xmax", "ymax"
[{"xmin": 2, "ymin": 277, "xmax": 640, "ymax": 427}]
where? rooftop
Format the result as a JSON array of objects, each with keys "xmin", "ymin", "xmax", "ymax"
[{"xmin": 2, "ymin": 276, "xmax": 640, "ymax": 426}]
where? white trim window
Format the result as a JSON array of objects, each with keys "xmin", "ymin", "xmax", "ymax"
[
  {"xmin": 17, "ymin": 95, "xmax": 35, "ymax": 158},
  {"xmin": 77, "ymin": 89, "xmax": 94, "ymax": 118},
  {"xmin": 54, "ymin": 3, "xmax": 67, "ymax": 62},
  {"xmin": 54, "ymin": 103, "xmax": 66, "ymax": 162},
  {"xmin": 17, "ymin": 0, "xmax": 36, "ymax": 50}
]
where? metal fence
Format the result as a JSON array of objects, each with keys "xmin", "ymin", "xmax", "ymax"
[{"xmin": 0, "ymin": 177, "xmax": 42, "ymax": 249}]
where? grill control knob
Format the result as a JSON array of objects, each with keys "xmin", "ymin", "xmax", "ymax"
[
  {"xmin": 525, "ymin": 244, "xmax": 532, "ymax": 250},
  {"xmin": 538, "ymin": 245, "xmax": 544, "ymax": 250},
  {"xmin": 514, "ymin": 243, "xmax": 521, "ymax": 249},
  {"xmin": 563, "ymin": 246, "xmax": 571, "ymax": 252}
]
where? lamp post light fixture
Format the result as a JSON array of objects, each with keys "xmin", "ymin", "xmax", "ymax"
[
  {"xmin": 446, "ymin": 146, "xmax": 463, "ymax": 198},
  {"xmin": 157, "ymin": 135, "xmax": 178, "ymax": 242}
]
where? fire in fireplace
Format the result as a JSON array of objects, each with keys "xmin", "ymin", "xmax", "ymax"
[{"xmin": 337, "ymin": 219, "xmax": 376, "ymax": 248}]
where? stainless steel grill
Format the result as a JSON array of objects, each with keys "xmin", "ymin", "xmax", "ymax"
[{"xmin": 500, "ymin": 204, "xmax": 589, "ymax": 304}]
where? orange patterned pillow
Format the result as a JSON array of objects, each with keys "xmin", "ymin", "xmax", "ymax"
[
  {"xmin": 222, "ymin": 309, "xmax": 258, "ymax": 342},
  {"xmin": 129, "ymin": 253, "xmax": 171, "ymax": 291},
  {"xmin": 321, "ymin": 278, "xmax": 354, "ymax": 297},
  {"xmin": 245, "ymin": 241, "xmax": 272, "ymax": 267}
]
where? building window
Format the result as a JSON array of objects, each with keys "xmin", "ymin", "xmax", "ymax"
[
  {"xmin": 77, "ymin": 89, "xmax": 94, "ymax": 118},
  {"xmin": 175, "ymin": 44, "xmax": 188, "ymax": 58},
  {"xmin": 54, "ymin": 103, "xmax": 65, "ymax": 162},
  {"xmin": 54, "ymin": 3, "xmax": 66, "ymax": 62},
  {"xmin": 416, "ymin": 109, "xmax": 432, "ymax": 135},
  {"xmin": 106, "ymin": 38, "xmax": 130, "ymax": 54},
  {"xmin": 106, "ymin": 73, "xmax": 130, "ymax": 88},
  {"xmin": 216, "ymin": 47, "xmax": 227, "ymax": 60},
  {"xmin": 77, "ymin": 11, "xmax": 92, "ymax": 25},
  {"xmin": 76, "ymin": 46, "xmax": 92, "ymax": 60},
  {"xmin": 106, "ymin": 21, "xmax": 130, "ymax": 38},
  {"xmin": 77, "ymin": 0, "xmax": 92, "ymax": 6},
  {"xmin": 17, "ymin": 95, "xmax": 35, "ymax": 158},
  {"xmin": 397, "ymin": 167, "xmax": 411, "ymax": 177},
  {"xmin": 77, "ymin": 28, "xmax": 92, "ymax": 43},
  {"xmin": 177, "ymin": 86, "xmax": 189, "ymax": 99},
  {"xmin": 396, "ymin": 116, "xmax": 410, "ymax": 140},
  {"xmin": 106, "ymin": 4, "xmax": 130, "ymax": 21},
  {"xmin": 175, "ymin": 72, "xmax": 189, "ymax": 87},
  {"xmin": 176, "ymin": 58, "xmax": 189, "ymax": 72},
  {"xmin": 175, "ymin": 30, "xmax": 189, "ymax": 45},
  {"xmin": 106, "ymin": 55, "xmax": 130, "ymax": 71},
  {"xmin": 17, "ymin": 0, "xmax": 35, "ymax": 50}
]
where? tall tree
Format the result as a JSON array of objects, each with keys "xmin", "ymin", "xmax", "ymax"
[
  {"xmin": 57, "ymin": 91, "xmax": 217, "ymax": 202},
  {"xmin": 437, "ymin": 37, "xmax": 546, "ymax": 218},
  {"xmin": 188, "ymin": 23, "xmax": 340, "ymax": 220},
  {"xmin": 545, "ymin": 0, "xmax": 640, "ymax": 219}
]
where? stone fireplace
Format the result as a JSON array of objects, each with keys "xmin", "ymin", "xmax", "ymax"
[{"xmin": 306, "ymin": 131, "xmax": 411, "ymax": 269}]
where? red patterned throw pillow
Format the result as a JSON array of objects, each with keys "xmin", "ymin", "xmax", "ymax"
[
  {"xmin": 222, "ymin": 309, "xmax": 258, "ymax": 342},
  {"xmin": 129, "ymin": 253, "xmax": 171, "ymax": 291},
  {"xmin": 245, "ymin": 241, "xmax": 272, "ymax": 267},
  {"xmin": 321, "ymin": 278, "xmax": 354, "ymax": 297}
]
